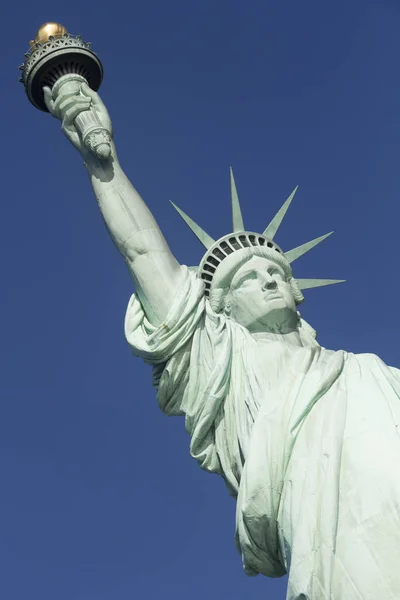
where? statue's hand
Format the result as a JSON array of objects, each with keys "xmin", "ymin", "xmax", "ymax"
[{"xmin": 43, "ymin": 84, "xmax": 113, "ymax": 156}]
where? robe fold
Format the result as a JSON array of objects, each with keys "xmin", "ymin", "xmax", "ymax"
[{"xmin": 125, "ymin": 266, "xmax": 400, "ymax": 600}]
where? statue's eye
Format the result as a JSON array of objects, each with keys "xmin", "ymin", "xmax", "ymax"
[
  {"xmin": 237, "ymin": 272, "xmax": 257, "ymax": 287},
  {"xmin": 267, "ymin": 269, "xmax": 284, "ymax": 281}
]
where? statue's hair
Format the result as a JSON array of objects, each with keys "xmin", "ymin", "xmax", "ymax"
[
  {"xmin": 209, "ymin": 287, "xmax": 229, "ymax": 313},
  {"xmin": 298, "ymin": 312, "xmax": 319, "ymax": 344},
  {"xmin": 290, "ymin": 278, "xmax": 305, "ymax": 305}
]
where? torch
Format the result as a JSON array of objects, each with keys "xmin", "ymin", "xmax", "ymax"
[{"xmin": 19, "ymin": 22, "xmax": 111, "ymax": 159}]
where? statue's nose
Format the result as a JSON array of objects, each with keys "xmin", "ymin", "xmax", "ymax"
[{"xmin": 262, "ymin": 274, "xmax": 277, "ymax": 290}]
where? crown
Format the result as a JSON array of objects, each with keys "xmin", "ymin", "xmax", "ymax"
[{"xmin": 171, "ymin": 168, "xmax": 345, "ymax": 297}]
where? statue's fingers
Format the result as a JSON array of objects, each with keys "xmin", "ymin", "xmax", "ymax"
[
  {"xmin": 54, "ymin": 94, "xmax": 91, "ymax": 117},
  {"xmin": 62, "ymin": 101, "xmax": 91, "ymax": 127},
  {"xmin": 80, "ymin": 83, "xmax": 107, "ymax": 111},
  {"xmin": 80, "ymin": 84, "xmax": 112, "ymax": 132},
  {"xmin": 53, "ymin": 92, "xmax": 69, "ymax": 115},
  {"xmin": 43, "ymin": 87, "xmax": 55, "ymax": 115}
]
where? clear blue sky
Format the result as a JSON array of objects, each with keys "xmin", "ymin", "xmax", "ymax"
[{"xmin": 1, "ymin": 1, "xmax": 399, "ymax": 598}]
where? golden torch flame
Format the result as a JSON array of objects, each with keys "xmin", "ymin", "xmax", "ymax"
[{"xmin": 29, "ymin": 22, "xmax": 68, "ymax": 47}]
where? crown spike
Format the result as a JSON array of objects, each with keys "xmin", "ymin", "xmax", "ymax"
[
  {"xmin": 230, "ymin": 167, "xmax": 244, "ymax": 232},
  {"xmin": 170, "ymin": 201, "xmax": 215, "ymax": 250},
  {"xmin": 285, "ymin": 232, "xmax": 333, "ymax": 264},
  {"xmin": 263, "ymin": 186, "xmax": 298, "ymax": 240},
  {"xmin": 297, "ymin": 278, "xmax": 346, "ymax": 290}
]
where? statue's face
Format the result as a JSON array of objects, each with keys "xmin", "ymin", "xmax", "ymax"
[{"xmin": 226, "ymin": 256, "xmax": 297, "ymax": 333}]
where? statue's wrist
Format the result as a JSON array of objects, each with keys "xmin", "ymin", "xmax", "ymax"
[{"xmin": 82, "ymin": 140, "xmax": 119, "ymax": 169}]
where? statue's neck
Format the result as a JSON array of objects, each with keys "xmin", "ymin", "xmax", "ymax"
[{"xmin": 251, "ymin": 330, "xmax": 303, "ymax": 347}]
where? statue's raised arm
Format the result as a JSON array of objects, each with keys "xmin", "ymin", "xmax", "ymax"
[{"xmin": 43, "ymin": 83, "xmax": 182, "ymax": 325}]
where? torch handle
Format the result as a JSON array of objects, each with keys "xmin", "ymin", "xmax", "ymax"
[{"xmin": 52, "ymin": 74, "xmax": 111, "ymax": 160}]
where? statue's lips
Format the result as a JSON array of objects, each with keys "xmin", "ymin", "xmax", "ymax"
[{"xmin": 264, "ymin": 292, "xmax": 282, "ymax": 302}]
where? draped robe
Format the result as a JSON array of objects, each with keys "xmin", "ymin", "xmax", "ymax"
[{"xmin": 125, "ymin": 267, "xmax": 400, "ymax": 600}]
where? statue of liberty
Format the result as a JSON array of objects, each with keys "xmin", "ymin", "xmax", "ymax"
[{"xmin": 43, "ymin": 83, "xmax": 400, "ymax": 600}]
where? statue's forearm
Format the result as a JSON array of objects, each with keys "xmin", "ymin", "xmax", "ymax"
[
  {"xmin": 84, "ymin": 143, "xmax": 182, "ymax": 324},
  {"xmin": 84, "ymin": 143, "xmax": 167, "ymax": 259}
]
